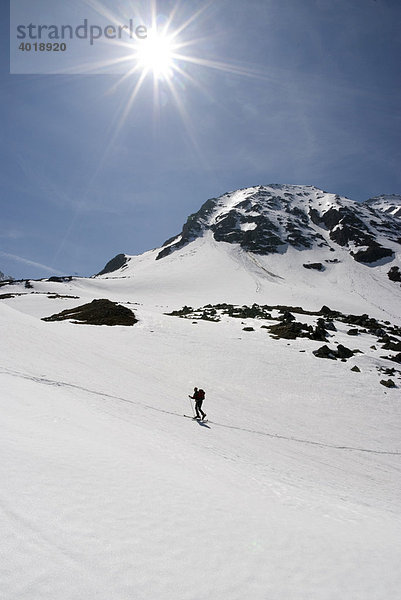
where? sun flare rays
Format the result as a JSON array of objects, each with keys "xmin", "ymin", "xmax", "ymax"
[{"xmin": 85, "ymin": 0, "xmax": 266, "ymax": 165}]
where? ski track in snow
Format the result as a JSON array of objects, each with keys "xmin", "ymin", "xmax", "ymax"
[{"xmin": 2, "ymin": 367, "xmax": 400, "ymax": 457}]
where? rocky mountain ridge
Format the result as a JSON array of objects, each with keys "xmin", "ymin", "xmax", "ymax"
[
  {"xmin": 155, "ymin": 185, "xmax": 400, "ymax": 265},
  {"xmin": 365, "ymin": 194, "xmax": 401, "ymax": 220}
]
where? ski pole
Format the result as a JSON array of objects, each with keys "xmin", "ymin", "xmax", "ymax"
[{"xmin": 188, "ymin": 395, "xmax": 195, "ymax": 416}]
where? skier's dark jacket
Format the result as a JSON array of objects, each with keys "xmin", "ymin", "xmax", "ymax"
[{"xmin": 192, "ymin": 389, "xmax": 205, "ymax": 401}]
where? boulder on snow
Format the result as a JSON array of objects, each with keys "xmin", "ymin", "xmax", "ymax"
[
  {"xmin": 269, "ymin": 321, "xmax": 308, "ymax": 339},
  {"xmin": 278, "ymin": 310, "xmax": 296, "ymax": 323},
  {"xmin": 313, "ymin": 345, "xmax": 337, "ymax": 360},
  {"xmin": 387, "ymin": 266, "xmax": 401, "ymax": 283},
  {"xmin": 312, "ymin": 344, "xmax": 354, "ymax": 361},
  {"xmin": 380, "ymin": 379, "xmax": 396, "ymax": 388},
  {"xmin": 336, "ymin": 344, "xmax": 354, "ymax": 359}
]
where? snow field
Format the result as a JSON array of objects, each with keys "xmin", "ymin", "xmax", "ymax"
[{"xmin": 1, "ymin": 290, "xmax": 401, "ymax": 599}]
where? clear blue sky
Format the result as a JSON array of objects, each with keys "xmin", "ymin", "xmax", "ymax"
[{"xmin": 1, "ymin": 0, "xmax": 401, "ymax": 279}]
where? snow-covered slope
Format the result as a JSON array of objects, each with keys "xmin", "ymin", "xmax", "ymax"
[
  {"xmin": 1, "ymin": 183, "xmax": 401, "ymax": 599},
  {"xmin": 365, "ymin": 194, "xmax": 401, "ymax": 220},
  {"xmin": 2, "ymin": 289, "xmax": 401, "ymax": 600}
]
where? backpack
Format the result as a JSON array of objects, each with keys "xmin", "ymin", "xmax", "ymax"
[{"xmin": 198, "ymin": 389, "xmax": 205, "ymax": 400}]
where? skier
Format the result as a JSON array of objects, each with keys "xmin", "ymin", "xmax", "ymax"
[{"xmin": 189, "ymin": 387, "xmax": 206, "ymax": 420}]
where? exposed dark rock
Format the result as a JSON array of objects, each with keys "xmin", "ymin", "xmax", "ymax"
[
  {"xmin": 47, "ymin": 294, "xmax": 80, "ymax": 300},
  {"xmin": 380, "ymin": 379, "xmax": 396, "ymax": 388},
  {"xmin": 168, "ymin": 305, "xmax": 194, "ymax": 317},
  {"xmin": 48, "ymin": 276, "xmax": 73, "ymax": 283},
  {"xmin": 320, "ymin": 208, "xmax": 342, "ymax": 230},
  {"xmin": 42, "ymin": 299, "xmax": 138, "ymax": 326},
  {"xmin": 97, "ymin": 254, "xmax": 129, "ymax": 276},
  {"xmin": 379, "ymin": 367, "xmax": 398, "ymax": 377},
  {"xmin": 286, "ymin": 205, "xmax": 308, "ymax": 223},
  {"xmin": 313, "ymin": 345, "xmax": 337, "ymax": 359},
  {"xmin": 343, "ymin": 313, "xmax": 382, "ymax": 332},
  {"xmin": 309, "ymin": 208, "xmax": 322, "ymax": 226},
  {"xmin": 278, "ymin": 311, "xmax": 295, "ymax": 322},
  {"xmin": 238, "ymin": 221, "xmax": 285, "ymax": 254},
  {"xmin": 352, "ymin": 244, "xmax": 393, "ymax": 264},
  {"xmin": 166, "ymin": 303, "xmax": 399, "ymax": 370},
  {"xmin": 320, "ymin": 305, "xmax": 332, "ymax": 316},
  {"xmin": 324, "ymin": 320, "xmax": 337, "ymax": 331},
  {"xmin": 243, "ymin": 326, "xmax": 255, "ymax": 331},
  {"xmin": 269, "ymin": 321, "xmax": 308, "ymax": 339},
  {"xmin": 200, "ymin": 311, "xmax": 220, "ymax": 321},
  {"xmin": 157, "ymin": 198, "xmax": 218, "ymax": 259},
  {"xmin": 285, "ymin": 221, "xmax": 313, "ymax": 248},
  {"xmin": 381, "ymin": 340, "xmax": 401, "ymax": 351},
  {"xmin": 303, "ymin": 262, "xmax": 325, "ymax": 271},
  {"xmin": 313, "ymin": 343, "xmax": 354, "ymax": 360},
  {"xmin": 336, "ymin": 344, "xmax": 354, "ymax": 359},
  {"xmin": 318, "ymin": 205, "xmax": 380, "ymax": 249},
  {"xmin": 351, "ymin": 366, "xmax": 361, "ymax": 372},
  {"xmin": 309, "ymin": 319, "xmax": 329, "ymax": 341},
  {"xmin": 388, "ymin": 266, "xmax": 401, "ymax": 282}
]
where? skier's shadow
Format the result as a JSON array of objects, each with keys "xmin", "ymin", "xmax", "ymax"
[{"xmin": 196, "ymin": 420, "xmax": 211, "ymax": 429}]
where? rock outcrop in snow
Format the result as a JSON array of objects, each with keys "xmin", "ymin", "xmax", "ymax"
[
  {"xmin": 97, "ymin": 253, "xmax": 130, "ymax": 276},
  {"xmin": 42, "ymin": 298, "xmax": 138, "ymax": 326}
]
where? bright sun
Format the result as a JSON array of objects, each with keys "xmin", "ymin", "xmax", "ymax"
[
  {"xmin": 105, "ymin": 3, "xmax": 261, "ymax": 149},
  {"xmin": 136, "ymin": 30, "xmax": 175, "ymax": 79}
]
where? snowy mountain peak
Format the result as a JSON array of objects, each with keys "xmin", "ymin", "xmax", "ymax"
[
  {"xmin": 93, "ymin": 183, "xmax": 400, "ymax": 321},
  {"xmin": 156, "ymin": 184, "xmax": 400, "ymax": 263},
  {"xmin": 0, "ymin": 269, "xmax": 13, "ymax": 282}
]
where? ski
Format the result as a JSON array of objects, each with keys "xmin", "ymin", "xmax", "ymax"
[{"xmin": 183, "ymin": 415, "xmax": 208, "ymax": 423}]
